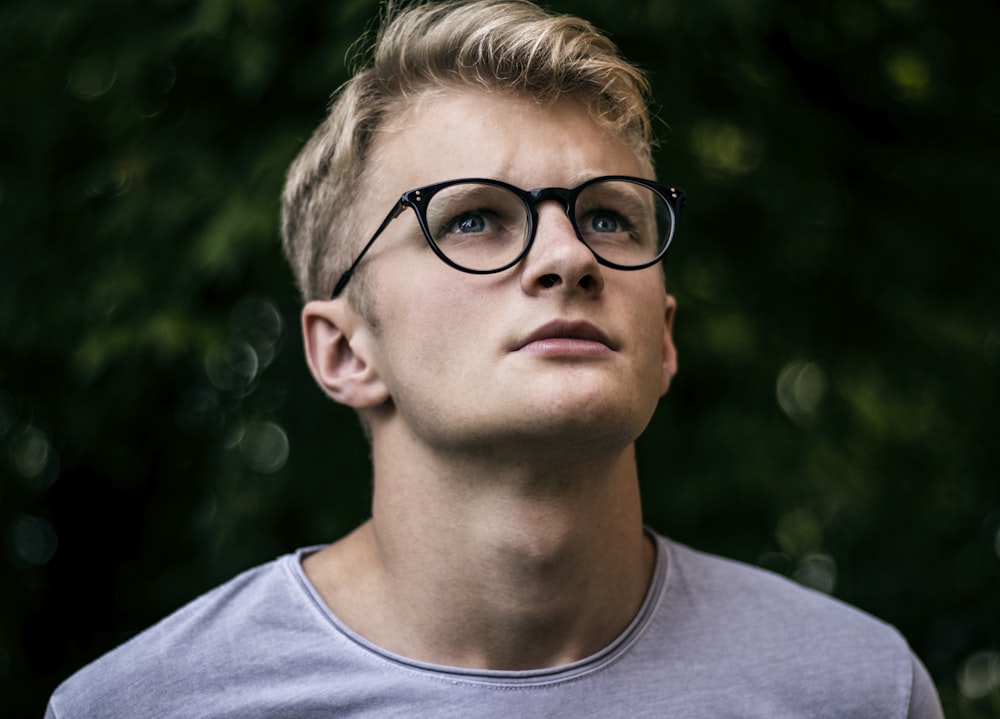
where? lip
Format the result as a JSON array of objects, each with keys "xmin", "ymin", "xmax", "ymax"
[{"xmin": 513, "ymin": 320, "xmax": 617, "ymax": 354}]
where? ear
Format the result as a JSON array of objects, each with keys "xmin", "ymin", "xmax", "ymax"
[
  {"xmin": 660, "ymin": 294, "xmax": 679, "ymax": 396},
  {"xmin": 301, "ymin": 300, "xmax": 389, "ymax": 409}
]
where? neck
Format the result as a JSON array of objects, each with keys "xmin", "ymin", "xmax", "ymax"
[{"xmin": 304, "ymin": 431, "xmax": 653, "ymax": 670}]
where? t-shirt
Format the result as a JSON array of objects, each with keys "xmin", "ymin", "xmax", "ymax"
[{"xmin": 45, "ymin": 532, "xmax": 944, "ymax": 718}]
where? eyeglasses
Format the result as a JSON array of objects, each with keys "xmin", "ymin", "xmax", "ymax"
[{"xmin": 331, "ymin": 175, "xmax": 685, "ymax": 298}]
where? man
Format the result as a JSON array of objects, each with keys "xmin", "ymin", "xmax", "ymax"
[{"xmin": 47, "ymin": 1, "xmax": 943, "ymax": 716}]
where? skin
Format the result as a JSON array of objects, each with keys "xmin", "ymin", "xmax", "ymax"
[{"xmin": 300, "ymin": 89, "xmax": 678, "ymax": 670}]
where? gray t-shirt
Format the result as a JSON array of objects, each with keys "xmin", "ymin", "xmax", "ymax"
[{"xmin": 45, "ymin": 533, "xmax": 943, "ymax": 718}]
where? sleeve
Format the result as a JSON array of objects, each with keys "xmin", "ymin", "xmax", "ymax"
[{"xmin": 907, "ymin": 654, "xmax": 945, "ymax": 719}]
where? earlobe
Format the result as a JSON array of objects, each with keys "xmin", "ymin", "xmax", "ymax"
[
  {"xmin": 302, "ymin": 300, "xmax": 390, "ymax": 409},
  {"xmin": 660, "ymin": 294, "xmax": 679, "ymax": 396}
]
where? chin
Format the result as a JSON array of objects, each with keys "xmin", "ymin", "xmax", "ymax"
[{"xmin": 525, "ymin": 396, "xmax": 652, "ymax": 448}]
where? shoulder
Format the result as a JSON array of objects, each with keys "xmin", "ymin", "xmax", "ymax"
[
  {"xmin": 45, "ymin": 550, "xmax": 326, "ymax": 719},
  {"xmin": 661, "ymin": 538, "xmax": 902, "ymax": 644},
  {"xmin": 656, "ymin": 536, "xmax": 908, "ymax": 656},
  {"xmin": 643, "ymin": 535, "xmax": 943, "ymax": 718}
]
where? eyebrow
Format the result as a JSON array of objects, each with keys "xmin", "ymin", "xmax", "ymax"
[{"xmin": 491, "ymin": 169, "xmax": 628, "ymax": 190}]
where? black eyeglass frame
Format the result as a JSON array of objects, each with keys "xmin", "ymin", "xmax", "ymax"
[{"xmin": 330, "ymin": 175, "xmax": 685, "ymax": 299}]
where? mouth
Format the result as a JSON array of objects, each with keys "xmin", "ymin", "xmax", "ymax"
[{"xmin": 514, "ymin": 320, "xmax": 617, "ymax": 353}]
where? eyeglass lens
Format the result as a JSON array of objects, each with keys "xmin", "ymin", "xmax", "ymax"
[{"xmin": 422, "ymin": 179, "xmax": 674, "ymax": 272}]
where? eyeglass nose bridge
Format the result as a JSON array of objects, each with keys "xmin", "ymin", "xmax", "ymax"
[
  {"xmin": 523, "ymin": 185, "xmax": 583, "ymax": 245},
  {"xmin": 526, "ymin": 186, "xmax": 577, "ymax": 222},
  {"xmin": 527, "ymin": 185, "xmax": 575, "ymax": 206}
]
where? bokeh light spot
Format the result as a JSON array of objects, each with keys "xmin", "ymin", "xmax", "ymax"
[
  {"xmin": 885, "ymin": 48, "xmax": 931, "ymax": 100},
  {"xmin": 66, "ymin": 56, "xmax": 117, "ymax": 100},
  {"xmin": 230, "ymin": 294, "xmax": 284, "ymax": 368},
  {"xmin": 8, "ymin": 426, "xmax": 59, "ymax": 490},
  {"xmin": 5, "ymin": 515, "xmax": 58, "ymax": 568},
  {"xmin": 776, "ymin": 508, "xmax": 823, "ymax": 557},
  {"xmin": 691, "ymin": 120, "xmax": 762, "ymax": 176},
  {"xmin": 238, "ymin": 420, "xmax": 289, "ymax": 474},
  {"xmin": 205, "ymin": 340, "xmax": 259, "ymax": 395},
  {"xmin": 704, "ymin": 311, "xmax": 758, "ymax": 358},
  {"xmin": 957, "ymin": 650, "xmax": 1000, "ymax": 700},
  {"xmin": 793, "ymin": 553, "xmax": 837, "ymax": 594},
  {"xmin": 85, "ymin": 166, "xmax": 131, "ymax": 198},
  {"xmin": 776, "ymin": 360, "xmax": 827, "ymax": 423}
]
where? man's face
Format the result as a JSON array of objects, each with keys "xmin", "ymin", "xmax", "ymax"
[{"xmin": 342, "ymin": 89, "xmax": 677, "ymax": 459}]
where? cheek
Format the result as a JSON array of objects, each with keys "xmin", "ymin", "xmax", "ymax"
[
  {"xmin": 378, "ymin": 284, "xmax": 494, "ymax": 381},
  {"xmin": 635, "ymin": 298, "xmax": 671, "ymax": 384}
]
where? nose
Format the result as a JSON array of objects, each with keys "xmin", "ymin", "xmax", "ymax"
[{"xmin": 519, "ymin": 203, "xmax": 605, "ymax": 297}]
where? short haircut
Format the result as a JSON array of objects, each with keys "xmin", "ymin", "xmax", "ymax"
[{"xmin": 281, "ymin": 0, "xmax": 653, "ymax": 307}]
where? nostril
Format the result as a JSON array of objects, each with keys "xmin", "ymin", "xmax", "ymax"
[
  {"xmin": 539, "ymin": 273, "xmax": 560, "ymax": 288},
  {"xmin": 578, "ymin": 274, "xmax": 597, "ymax": 292}
]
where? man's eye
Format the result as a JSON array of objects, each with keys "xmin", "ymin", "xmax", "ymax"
[
  {"xmin": 588, "ymin": 212, "xmax": 622, "ymax": 233},
  {"xmin": 450, "ymin": 212, "xmax": 488, "ymax": 233}
]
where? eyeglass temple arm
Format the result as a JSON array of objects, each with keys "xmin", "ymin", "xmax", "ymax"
[{"xmin": 331, "ymin": 200, "xmax": 407, "ymax": 299}]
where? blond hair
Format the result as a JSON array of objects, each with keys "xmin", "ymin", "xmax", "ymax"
[{"xmin": 281, "ymin": 0, "xmax": 653, "ymax": 305}]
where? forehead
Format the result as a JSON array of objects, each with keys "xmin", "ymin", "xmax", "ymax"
[{"xmin": 364, "ymin": 88, "xmax": 652, "ymax": 200}]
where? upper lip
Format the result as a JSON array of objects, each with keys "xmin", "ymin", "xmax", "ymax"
[{"xmin": 514, "ymin": 320, "xmax": 617, "ymax": 351}]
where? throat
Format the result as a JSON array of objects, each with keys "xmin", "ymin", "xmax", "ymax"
[
  {"xmin": 386, "ymin": 518, "xmax": 654, "ymax": 670},
  {"xmin": 312, "ymin": 444, "xmax": 653, "ymax": 670}
]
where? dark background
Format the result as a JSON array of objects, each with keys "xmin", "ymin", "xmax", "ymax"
[{"xmin": 3, "ymin": 0, "xmax": 998, "ymax": 716}]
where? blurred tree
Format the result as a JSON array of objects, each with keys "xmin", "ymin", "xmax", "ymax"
[{"xmin": 1, "ymin": 0, "xmax": 997, "ymax": 716}]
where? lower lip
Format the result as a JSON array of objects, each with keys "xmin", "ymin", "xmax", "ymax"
[{"xmin": 518, "ymin": 338, "xmax": 613, "ymax": 357}]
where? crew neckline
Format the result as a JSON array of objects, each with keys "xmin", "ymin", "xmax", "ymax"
[{"xmin": 285, "ymin": 529, "xmax": 670, "ymax": 687}]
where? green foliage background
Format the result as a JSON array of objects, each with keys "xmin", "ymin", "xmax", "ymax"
[{"xmin": 2, "ymin": 0, "xmax": 998, "ymax": 716}]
